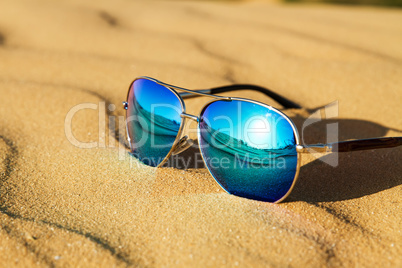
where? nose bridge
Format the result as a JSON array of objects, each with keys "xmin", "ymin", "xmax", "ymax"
[{"xmin": 180, "ymin": 113, "xmax": 199, "ymax": 122}]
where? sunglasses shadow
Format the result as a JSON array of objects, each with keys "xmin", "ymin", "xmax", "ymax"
[
  {"xmin": 287, "ymin": 147, "xmax": 402, "ymax": 203},
  {"xmin": 163, "ymin": 142, "xmax": 206, "ymax": 169},
  {"xmin": 148, "ymin": 116, "xmax": 401, "ymax": 202},
  {"xmin": 287, "ymin": 116, "xmax": 402, "ymax": 203}
]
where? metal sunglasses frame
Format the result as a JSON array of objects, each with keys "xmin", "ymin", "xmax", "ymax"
[{"xmin": 123, "ymin": 76, "xmax": 402, "ymax": 203}]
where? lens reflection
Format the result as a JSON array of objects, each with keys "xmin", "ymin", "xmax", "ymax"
[
  {"xmin": 126, "ymin": 78, "xmax": 182, "ymax": 167},
  {"xmin": 199, "ymin": 100, "xmax": 298, "ymax": 202}
]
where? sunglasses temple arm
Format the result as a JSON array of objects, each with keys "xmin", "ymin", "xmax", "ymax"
[
  {"xmin": 179, "ymin": 84, "xmax": 301, "ymax": 109},
  {"xmin": 297, "ymin": 137, "xmax": 402, "ymax": 153}
]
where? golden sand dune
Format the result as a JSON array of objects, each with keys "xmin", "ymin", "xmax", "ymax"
[{"xmin": 0, "ymin": 0, "xmax": 401, "ymax": 266}]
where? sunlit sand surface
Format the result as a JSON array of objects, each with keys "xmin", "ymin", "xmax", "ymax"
[{"xmin": 0, "ymin": 0, "xmax": 401, "ymax": 266}]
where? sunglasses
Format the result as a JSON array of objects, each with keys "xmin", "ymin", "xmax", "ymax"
[{"xmin": 123, "ymin": 76, "xmax": 402, "ymax": 203}]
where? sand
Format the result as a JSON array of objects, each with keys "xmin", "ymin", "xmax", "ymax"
[{"xmin": 0, "ymin": 0, "xmax": 401, "ymax": 266}]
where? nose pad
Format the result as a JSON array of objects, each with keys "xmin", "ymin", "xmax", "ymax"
[{"xmin": 172, "ymin": 136, "xmax": 194, "ymax": 155}]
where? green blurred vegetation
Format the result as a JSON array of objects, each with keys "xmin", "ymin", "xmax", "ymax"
[{"xmin": 283, "ymin": 0, "xmax": 402, "ymax": 7}]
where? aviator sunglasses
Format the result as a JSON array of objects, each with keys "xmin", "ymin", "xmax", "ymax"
[{"xmin": 123, "ymin": 77, "xmax": 402, "ymax": 203}]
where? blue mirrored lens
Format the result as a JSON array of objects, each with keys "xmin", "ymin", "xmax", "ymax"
[
  {"xmin": 199, "ymin": 100, "xmax": 298, "ymax": 202},
  {"xmin": 126, "ymin": 78, "xmax": 183, "ymax": 167}
]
